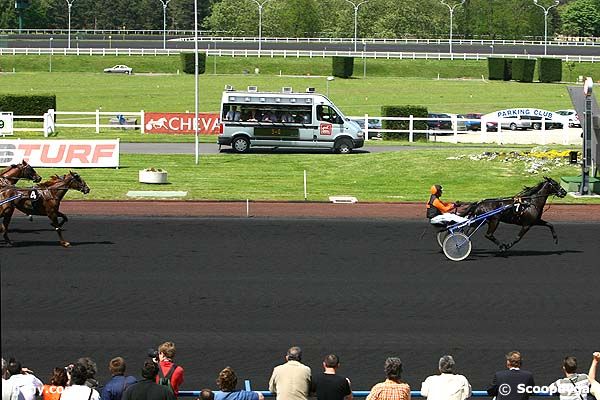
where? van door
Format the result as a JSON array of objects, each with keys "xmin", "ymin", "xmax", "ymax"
[{"xmin": 315, "ymin": 104, "xmax": 344, "ymax": 143}]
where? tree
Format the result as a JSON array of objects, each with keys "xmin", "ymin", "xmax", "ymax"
[
  {"xmin": 560, "ymin": 0, "xmax": 600, "ymax": 36},
  {"xmin": 262, "ymin": 0, "xmax": 321, "ymax": 37}
]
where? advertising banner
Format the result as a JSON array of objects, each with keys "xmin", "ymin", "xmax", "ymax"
[
  {"xmin": 0, "ymin": 139, "xmax": 120, "ymax": 168},
  {"xmin": 144, "ymin": 112, "xmax": 220, "ymax": 134}
]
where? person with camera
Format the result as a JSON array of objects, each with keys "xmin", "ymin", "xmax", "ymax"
[
  {"xmin": 154, "ymin": 342, "xmax": 184, "ymax": 397},
  {"xmin": 61, "ymin": 363, "xmax": 100, "ymax": 400}
]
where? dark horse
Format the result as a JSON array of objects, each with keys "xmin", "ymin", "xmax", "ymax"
[
  {"xmin": 0, "ymin": 161, "xmax": 42, "ymax": 186},
  {"xmin": 1, "ymin": 171, "xmax": 90, "ymax": 247},
  {"xmin": 462, "ymin": 177, "xmax": 567, "ymax": 252}
]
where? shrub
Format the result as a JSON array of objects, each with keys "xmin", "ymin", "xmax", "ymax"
[
  {"xmin": 539, "ymin": 58, "xmax": 562, "ymax": 82},
  {"xmin": 180, "ymin": 52, "xmax": 206, "ymax": 74},
  {"xmin": 381, "ymin": 105, "xmax": 428, "ymax": 140},
  {"xmin": 0, "ymin": 94, "xmax": 56, "ymax": 119},
  {"xmin": 332, "ymin": 57, "xmax": 354, "ymax": 78},
  {"xmin": 511, "ymin": 59, "xmax": 536, "ymax": 82},
  {"xmin": 487, "ymin": 57, "xmax": 512, "ymax": 81}
]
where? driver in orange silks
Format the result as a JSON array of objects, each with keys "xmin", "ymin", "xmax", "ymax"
[{"xmin": 426, "ymin": 184, "xmax": 468, "ymax": 225}]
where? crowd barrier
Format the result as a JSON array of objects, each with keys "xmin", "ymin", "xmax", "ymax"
[{"xmin": 178, "ymin": 380, "xmax": 553, "ymax": 397}]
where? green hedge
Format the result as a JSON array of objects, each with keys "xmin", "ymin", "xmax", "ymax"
[
  {"xmin": 488, "ymin": 57, "xmax": 512, "ymax": 81},
  {"xmin": 539, "ymin": 58, "xmax": 562, "ymax": 83},
  {"xmin": 0, "ymin": 94, "xmax": 56, "ymax": 118},
  {"xmin": 511, "ymin": 59, "xmax": 536, "ymax": 82},
  {"xmin": 180, "ymin": 52, "xmax": 206, "ymax": 74},
  {"xmin": 332, "ymin": 57, "xmax": 354, "ymax": 78},
  {"xmin": 381, "ymin": 105, "xmax": 428, "ymax": 140}
]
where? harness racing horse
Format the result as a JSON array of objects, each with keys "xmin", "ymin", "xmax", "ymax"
[
  {"xmin": 1, "ymin": 171, "xmax": 90, "ymax": 247},
  {"xmin": 463, "ymin": 177, "xmax": 567, "ymax": 252},
  {"xmin": 0, "ymin": 161, "xmax": 42, "ymax": 186}
]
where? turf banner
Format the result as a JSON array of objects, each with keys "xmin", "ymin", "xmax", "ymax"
[{"xmin": 0, "ymin": 139, "xmax": 119, "ymax": 168}]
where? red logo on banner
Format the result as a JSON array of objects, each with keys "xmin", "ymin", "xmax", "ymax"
[
  {"xmin": 145, "ymin": 113, "xmax": 220, "ymax": 134},
  {"xmin": 320, "ymin": 123, "xmax": 333, "ymax": 136}
]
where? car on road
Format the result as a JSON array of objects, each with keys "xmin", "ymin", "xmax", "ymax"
[
  {"xmin": 103, "ymin": 65, "xmax": 133, "ymax": 74},
  {"xmin": 555, "ymin": 109, "xmax": 581, "ymax": 128}
]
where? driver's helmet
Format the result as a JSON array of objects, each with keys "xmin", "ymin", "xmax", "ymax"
[{"xmin": 430, "ymin": 184, "xmax": 443, "ymax": 196}]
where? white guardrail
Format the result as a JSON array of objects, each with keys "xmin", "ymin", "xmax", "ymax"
[
  {"xmin": 1, "ymin": 47, "xmax": 599, "ymax": 62},
  {"xmin": 4, "ymin": 111, "xmax": 583, "ymax": 146}
]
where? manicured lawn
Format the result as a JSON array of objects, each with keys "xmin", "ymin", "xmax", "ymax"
[{"xmin": 16, "ymin": 150, "xmax": 588, "ymax": 203}]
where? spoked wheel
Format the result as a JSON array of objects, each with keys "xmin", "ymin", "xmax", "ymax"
[
  {"xmin": 442, "ymin": 232, "xmax": 472, "ymax": 261},
  {"xmin": 436, "ymin": 230, "xmax": 448, "ymax": 248}
]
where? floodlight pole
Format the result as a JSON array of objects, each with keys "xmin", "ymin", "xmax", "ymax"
[
  {"xmin": 250, "ymin": 0, "xmax": 272, "ymax": 56},
  {"xmin": 533, "ymin": 0, "xmax": 559, "ymax": 56},
  {"xmin": 66, "ymin": 0, "xmax": 76, "ymax": 49},
  {"xmin": 344, "ymin": 0, "xmax": 369, "ymax": 52},
  {"xmin": 440, "ymin": 0, "xmax": 465, "ymax": 56},
  {"xmin": 159, "ymin": 0, "xmax": 171, "ymax": 50},
  {"xmin": 49, "ymin": 37, "xmax": 53, "ymax": 72}
]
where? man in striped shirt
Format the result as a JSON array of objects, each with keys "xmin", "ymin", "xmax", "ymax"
[{"xmin": 548, "ymin": 356, "xmax": 590, "ymax": 400}]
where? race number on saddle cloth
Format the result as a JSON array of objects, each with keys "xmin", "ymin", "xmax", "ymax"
[{"xmin": 426, "ymin": 184, "xmax": 468, "ymax": 225}]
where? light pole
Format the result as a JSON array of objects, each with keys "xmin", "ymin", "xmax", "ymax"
[
  {"xmin": 49, "ymin": 37, "xmax": 53, "ymax": 72},
  {"xmin": 326, "ymin": 76, "xmax": 334, "ymax": 97},
  {"xmin": 158, "ymin": 0, "xmax": 171, "ymax": 50},
  {"xmin": 109, "ymin": 35, "xmax": 112, "ymax": 48},
  {"xmin": 66, "ymin": 0, "xmax": 76, "ymax": 49},
  {"xmin": 250, "ymin": 0, "xmax": 272, "ymax": 56},
  {"xmin": 194, "ymin": 0, "xmax": 200, "ymax": 164},
  {"xmin": 440, "ymin": 0, "xmax": 465, "ymax": 55},
  {"xmin": 533, "ymin": 0, "xmax": 559, "ymax": 56},
  {"xmin": 344, "ymin": 0, "xmax": 369, "ymax": 52}
]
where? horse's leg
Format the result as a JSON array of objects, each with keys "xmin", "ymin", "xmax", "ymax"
[
  {"xmin": 504, "ymin": 225, "xmax": 532, "ymax": 250},
  {"xmin": 1, "ymin": 207, "xmax": 15, "ymax": 246},
  {"xmin": 56, "ymin": 211, "xmax": 68, "ymax": 227},
  {"xmin": 536, "ymin": 219, "xmax": 559, "ymax": 244},
  {"xmin": 484, "ymin": 218, "xmax": 505, "ymax": 249},
  {"xmin": 47, "ymin": 211, "xmax": 70, "ymax": 247}
]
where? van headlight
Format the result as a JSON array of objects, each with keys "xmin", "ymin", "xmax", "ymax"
[{"xmin": 357, "ymin": 131, "xmax": 364, "ymax": 138}]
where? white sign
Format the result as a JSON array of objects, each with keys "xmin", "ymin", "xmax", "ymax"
[
  {"xmin": 0, "ymin": 139, "xmax": 120, "ymax": 168},
  {"xmin": 0, "ymin": 112, "xmax": 14, "ymax": 135}
]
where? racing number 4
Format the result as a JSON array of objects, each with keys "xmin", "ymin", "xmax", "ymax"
[{"xmin": 30, "ymin": 191, "xmax": 37, "ymax": 200}]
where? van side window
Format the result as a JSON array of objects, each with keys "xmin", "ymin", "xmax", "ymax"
[{"xmin": 317, "ymin": 105, "xmax": 342, "ymax": 124}]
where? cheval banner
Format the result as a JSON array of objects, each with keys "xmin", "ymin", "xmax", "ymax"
[
  {"xmin": 0, "ymin": 139, "xmax": 119, "ymax": 168},
  {"xmin": 144, "ymin": 112, "xmax": 220, "ymax": 134}
]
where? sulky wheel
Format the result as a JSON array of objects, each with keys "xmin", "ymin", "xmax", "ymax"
[
  {"xmin": 436, "ymin": 230, "xmax": 449, "ymax": 248},
  {"xmin": 443, "ymin": 232, "xmax": 472, "ymax": 261}
]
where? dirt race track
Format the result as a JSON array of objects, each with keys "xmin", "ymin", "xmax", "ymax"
[{"xmin": 1, "ymin": 201, "xmax": 600, "ymax": 395}]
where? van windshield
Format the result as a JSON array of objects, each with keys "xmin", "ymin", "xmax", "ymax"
[{"xmin": 316, "ymin": 105, "xmax": 343, "ymax": 124}]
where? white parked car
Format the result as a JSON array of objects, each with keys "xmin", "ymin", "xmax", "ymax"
[
  {"xmin": 103, "ymin": 65, "xmax": 133, "ymax": 74},
  {"xmin": 555, "ymin": 109, "xmax": 581, "ymax": 128}
]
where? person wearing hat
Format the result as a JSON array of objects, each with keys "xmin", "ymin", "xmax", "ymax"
[{"xmin": 426, "ymin": 184, "xmax": 468, "ymax": 224}]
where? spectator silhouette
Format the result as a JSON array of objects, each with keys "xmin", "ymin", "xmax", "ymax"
[
  {"xmin": 6, "ymin": 358, "xmax": 43, "ymax": 400},
  {"xmin": 101, "ymin": 357, "xmax": 137, "ymax": 400},
  {"xmin": 421, "ymin": 355, "xmax": 471, "ymax": 400},
  {"xmin": 41, "ymin": 367, "xmax": 68, "ymax": 400},
  {"xmin": 269, "ymin": 346, "xmax": 311, "ymax": 400},
  {"xmin": 122, "ymin": 359, "xmax": 176, "ymax": 400},
  {"xmin": 2, "ymin": 358, "xmax": 25, "ymax": 400},
  {"xmin": 365, "ymin": 357, "xmax": 410, "ymax": 400},
  {"xmin": 61, "ymin": 362, "xmax": 101, "ymax": 400},
  {"xmin": 310, "ymin": 354, "xmax": 352, "ymax": 400},
  {"xmin": 487, "ymin": 351, "xmax": 535, "ymax": 400},
  {"xmin": 214, "ymin": 367, "xmax": 264, "ymax": 400},
  {"xmin": 155, "ymin": 341, "xmax": 184, "ymax": 397},
  {"xmin": 548, "ymin": 356, "xmax": 590, "ymax": 400}
]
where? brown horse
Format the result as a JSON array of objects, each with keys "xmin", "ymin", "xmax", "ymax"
[
  {"xmin": 462, "ymin": 177, "xmax": 567, "ymax": 251},
  {"xmin": 0, "ymin": 161, "xmax": 42, "ymax": 186},
  {"xmin": 1, "ymin": 171, "xmax": 90, "ymax": 247}
]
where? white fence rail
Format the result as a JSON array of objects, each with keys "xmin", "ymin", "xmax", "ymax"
[
  {"xmin": 2, "ymin": 47, "xmax": 599, "ymax": 62},
  {"xmin": 350, "ymin": 114, "xmax": 582, "ymax": 146}
]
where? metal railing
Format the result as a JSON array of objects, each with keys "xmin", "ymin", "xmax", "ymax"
[{"xmin": 1, "ymin": 47, "xmax": 599, "ymax": 62}]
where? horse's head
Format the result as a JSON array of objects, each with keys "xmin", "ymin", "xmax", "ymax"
[
  {"xmin": 67, "ymin": 171, "xmax": 90, "ymax": 194},
  {"xmin": 20, "ymin": 161, "xmax": 42, "ymax": 183},
  {"xmin": 543, "ymin": 176, "xmax": 567, "ymax": 198}
]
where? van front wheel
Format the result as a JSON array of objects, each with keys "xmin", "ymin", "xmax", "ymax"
[
  {"xmin": 334, "ymin": 138, "xmax": 353, "ymax": 154},
  {"xmin": 232, "ymin": 137, "xmax": 250, "ymax": 153}
]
